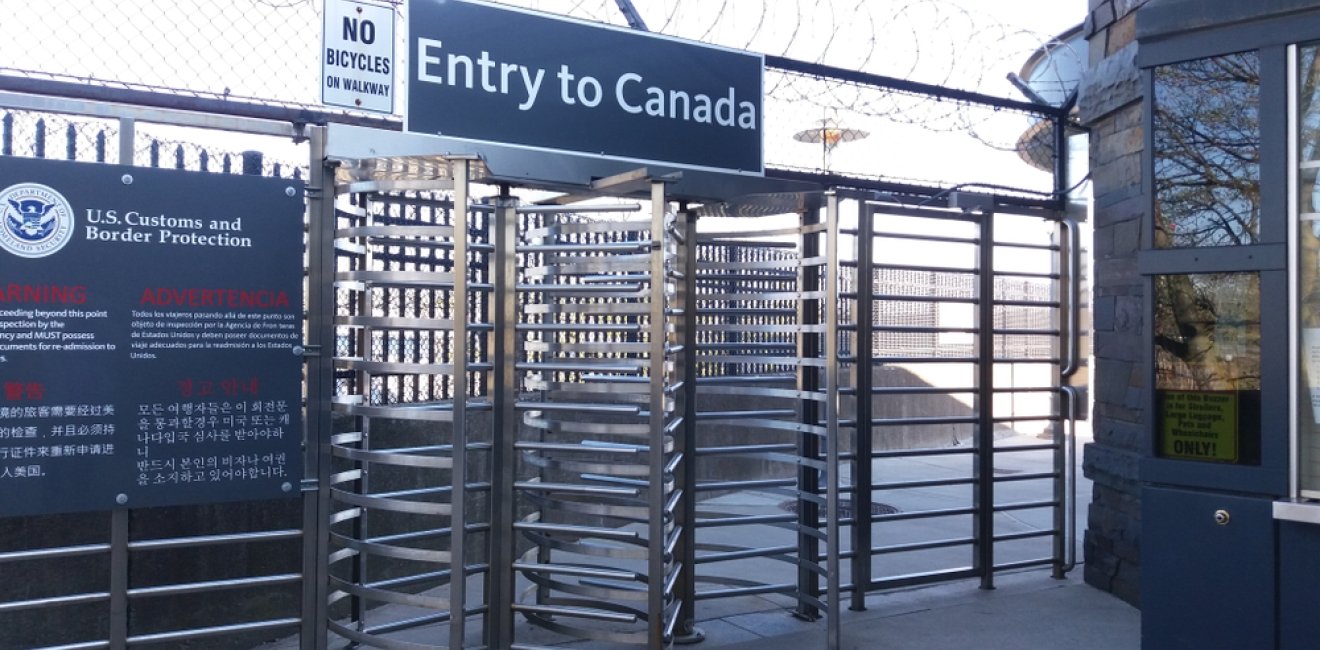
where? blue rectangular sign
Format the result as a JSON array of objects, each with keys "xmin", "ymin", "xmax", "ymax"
[
  {"xmin": 407, "ymin": 0, "xmax": 764, "ymax": 175},
  {"xmin": 0, "ymin": 157, "xmax": 305, "ymax": 516}
]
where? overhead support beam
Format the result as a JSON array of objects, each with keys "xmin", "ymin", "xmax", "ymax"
[{"xmin": 535, "ymin": 168, "xmax": 683, "ymax": 205}]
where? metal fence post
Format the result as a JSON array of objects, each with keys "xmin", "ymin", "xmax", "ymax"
[
  {"xmin": 975, "ymin": 208, "xmax": 996, "ymax": 591},
  {"xmin": 676, "ymin": 206, "xmax": 702, "ymax": 643},
  {"xmin": 106, "ymin": 116, "xmax": 137, "ymax": 650},
  {"xmin": 851, "ymin": 200, "xmax": 874, "ymax": 611},
  {"xmin": 242, "ymin": 150, "xmax": 264, "ymax": 176},
  {"xmin": 302, "ymin": 124, "xmax": 334, "ymax": 650},
  {"xmin": 795, "ymin": 203, "xmax": 822, "ymax": 622}
]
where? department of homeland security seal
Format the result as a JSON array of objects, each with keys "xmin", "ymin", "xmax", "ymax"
[{"xmin": 0, "ymin": 182, "xmax": 74, "ymax": 258}]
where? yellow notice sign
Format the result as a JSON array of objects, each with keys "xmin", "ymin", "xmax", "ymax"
[{"xmin": 1159, "ymin": 390, "xmax": 1239, "ymax": 462}]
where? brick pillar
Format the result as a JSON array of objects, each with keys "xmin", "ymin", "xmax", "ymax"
[{"xmin": 1079, "ymin": 0, "xmax": 1150, "ymax": 607}]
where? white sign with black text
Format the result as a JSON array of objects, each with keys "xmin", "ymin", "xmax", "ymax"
[{"xmin": 321, "ymin": 0, "xmax": 395, "ymax": 114}]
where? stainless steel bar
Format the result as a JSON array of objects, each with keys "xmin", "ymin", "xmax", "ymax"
[
  {"xmin": 824, "ymin": 190, "xmax": 842, "ymax": 648},
  {"xmin": 517, "ymin": 242, "xmax": 650, "ymax": 253},
  {"xmin": 692, "ymin": 584, "xmax": 797, "ymax": 600},
  {"xmin": 994, "ymin": 530, "xmax": 1056, "ymax": 542},
  {"xmin": 518, "ymin": 322, "xmax": 643, "ymax": 332},
  {"xmin": 126, "ymin": 574, "xmax": 301, "ymax": 598},
  {"xmin": 0, "ymin": 592, "xmax": 111, "ymax": 613},
  {"xmin": 365, "ymin": 612, "xmax": 453, "ymax": 637},
  {"xmin": 693, "ymin": 478, "xmax": 797, "ymax": 492},
  {"xmin": 870, "ymin": 293, "xmax": 978, "ymax": 304},
  {"xmin": 993, "ymin": 500, "xmax": 1060, "ymax": 512},
  {"xmin": 365, "ymin": 569, "xmax": 457, "ymax": 591},
  {"xmin": 876, "ymin": 507, "xmax": 978, "ymax": 523},
  {"xmin": 873, "ymin": 477, "xmax": 977, "ymax": 490},
  {"xmin": 517, "ymin": 203, "xmax": 640, "ymax": 214},
  {"xmin": 993, "ymin": 558, "xmax": 1056, "ymax": 572},
  {"xmin": 515, "ymin": 481, "xmax": 641, "ymax": 496},
  {"xmin": 513, "ymin": 563, "xmax": 640, "ymax": 581},
  {"xmin": 869, "ymin": 416, "xmax": 978, "ymax": 426},
  {"xmin": 0, "ymin": 543, "xmax": 110, "ymax": 563},
  {"xmin": 32, "ymin": 641, "xmax": 111, "ymax": 650},
  {"xmin": 990, "ymin": 443, "xmax": 1061, "ymax": 453},
  {"xmin": 126, "ymin": 618, "xmax": 300, "ymax": 645},
  {"xmin": 867, "ymin": 568, "xmax": 981, "ymax": 591},
  {"xmin": 872, "ymin": 262, "xmax": 977, "ymax": 275},
  {"xmin": 489, "ymin": 191, "xmax": 519, "ymax": 650},
  {"xmin": 872, "ymin": 537, "xmax": 975, "ymax": 555},
  {"xmin": 648, "ymin": 179, "xmax": 669, "ymax": 649},
  {"xmin": 1061, "ymin": 385, "xmax": 1080, "ymax": 572},
  {"xmin": 516, "ymin": 401, "xmax": 641, "ymax": 414},
  {"xmin": 695, "ymin": 545, "xmax": 798, "ymax": 564},
  {"xmin": 869, "ymin": 447, "xmax": 977, "ymax": 459},
  {"xmin": 308, "ymin": 129, "xmax": 339, "ymax": 640},
  {"xmin": 991, "ymin": 240, "xmax": 1060, "ymax": 251},
  {"xmin": 697, "ymin": 513, "xmax": 798, "ymax": 528},
  {"xmin": 870, "ymin": 230, "xmax": 980, "ymax": 245},
  {"xmin": 511, "ymin": 604, "xmax": 639, "ymax": 624},
  {"xmin": 697, "ymin": 443, "xmax": 798, "ymax": 454},
  {"xmin": 696, "ymin": 409, "xmax": 798, "ymax": 420},
  {"xmin": 513, "ymin": 522, "xmax": 642, "ymax": 540},
  {"xmin": 988, "ymin": 472, "xmax": 1060, "ymax": 483}
]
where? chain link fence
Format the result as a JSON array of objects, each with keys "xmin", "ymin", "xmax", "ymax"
[{"xmin": 3, "ymin": 0, "xmax": 1072, "ymax": 194}]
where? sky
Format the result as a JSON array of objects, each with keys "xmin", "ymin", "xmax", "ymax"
[{"xmin": 0, "ymin": 0, "xmax": 1091, "ymax": 190}]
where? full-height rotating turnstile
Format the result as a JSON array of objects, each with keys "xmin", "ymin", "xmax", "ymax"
[{"xmin": 307, "ymin": 130, "xmax": 1073, "ymax": 649}]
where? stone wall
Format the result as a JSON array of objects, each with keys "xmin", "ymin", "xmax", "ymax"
[{"xmin": 1080, "ymin": 0, "xmax": 1151, "ymax": 607}]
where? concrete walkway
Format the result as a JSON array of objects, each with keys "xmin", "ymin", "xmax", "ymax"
[{"xmin": 709, "ymin": 570, "xmax": 1139, "ymax": 650}]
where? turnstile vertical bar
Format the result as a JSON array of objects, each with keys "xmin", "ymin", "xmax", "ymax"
[
  {"xmin": 1052, "ymin": 216, "xmax": 1068, "ymax": 580},
  {"xmin": 1053, "ymin": 109, "xmax": 1076, "ymax": 580},
  {"xmin": 824, "ymin": 191, "xmax": 842, "ymax": 649},
  {"xmin": 303, "ymin": 125, "xmax": 334, "ymax": 650},
  {"xmin": 676, "ymin": 207, "xmax": 701, "ymax": 641},
  {"xmin": 488, "ymin": 192, "xmax": 519, "ymax": 649},
  {"xmin": 450, "ymin": 160, "xmax": 471, "ymax": 650},
  {"xmin": 975, "ymin": 209, "xmax": 996, "ymax": 591},
  {"xmin": 795, "ymin": 205, "xmax": 822, "ymax": 621},
  {"xmin": 850, "ymin": 201, "xmax": 875, "ymax": 611},
  {"xmin": 350, "ymin": 192, "xmax": 373, "ymax": 629},
  {"xmin": 648, "ymin": 180, "xmax": 669, "ymax": 648}
]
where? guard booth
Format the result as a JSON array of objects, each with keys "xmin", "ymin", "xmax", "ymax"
[{"xmin": 1137, "ymin": 2, "xmax": 1320, "ymax": 648}]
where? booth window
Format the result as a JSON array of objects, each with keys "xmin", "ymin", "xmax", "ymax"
[
  {"xmin": 1296, "ymin": 44, "xmax": 1320, "ymax": 493},
  {"xmin": 1153, "ymin": 51, "xmax": 1261, "ymax": 248},
  {"xmin": 1154, "ymin": 273, "xmax": 1261, "ymax": 464}
]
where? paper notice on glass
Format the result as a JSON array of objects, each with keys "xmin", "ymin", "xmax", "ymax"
[{"xmin": 1304, "ymin": 329, "xmax": 1320, "ymax": 424}]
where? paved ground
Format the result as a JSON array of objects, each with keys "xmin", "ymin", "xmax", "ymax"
[
  {"xmin": 712, "ymin": 570, "xmax": 1138, "ymax": 650},
  {"xmin": 266, "ymin": 426, "xmax": 1143, "ymax": 648}
]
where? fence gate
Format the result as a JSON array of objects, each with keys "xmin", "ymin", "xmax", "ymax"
[{"xmin": 839, "ymin": 196, "xmax": 1080, "ymax": 601}]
